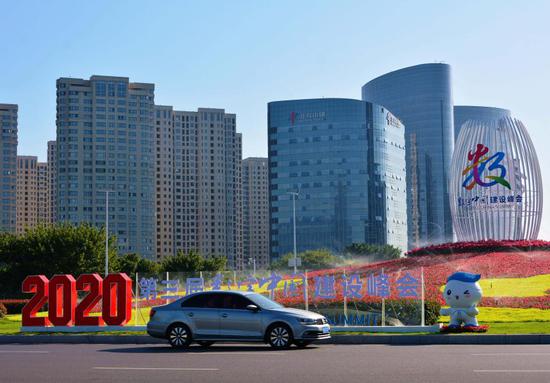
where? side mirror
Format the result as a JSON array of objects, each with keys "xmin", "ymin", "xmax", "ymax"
[{"xmin": 246, "ymin": 304, "xmax": 260, "ymax": 312}]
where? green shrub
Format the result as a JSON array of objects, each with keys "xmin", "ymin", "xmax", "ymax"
[
  {"xmin": 0, "ymin": 303, "xmax": 7, "ymax": 318},
  {"xmin": 286, "ymin": 299, "xmax": 441, "ymax": 325},
  {"xmin": 2, "ymin": 302, "xmax": 27, "ymax": 315}
]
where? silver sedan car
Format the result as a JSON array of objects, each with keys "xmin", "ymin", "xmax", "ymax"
[{"xmin": 147, "ymin": 290, "xmax": 330, "ymax": 349}]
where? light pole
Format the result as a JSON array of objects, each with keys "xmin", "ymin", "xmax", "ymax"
[
  {"xmin": 288, "ymin": 191, "xmax": 299, "ymax": 274},
  {"xmin": 248, "ymin": 257, "xmax": 256, "ymax": 277},
  {"xmin": 100, "ymin": 190, "xmax": 112, "ymax": 276}
]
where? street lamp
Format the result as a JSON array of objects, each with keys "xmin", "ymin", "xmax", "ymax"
[
  {"xmin": 288, "ymin": 191, "xmax": 299, "ymax": 274},
  {"xmin": 248, "ymin": 257, "xmax": 256, "ymax": 277},
  {"xmin": 99, "ymin": 190, "xmax": 113, "ymax": 276}
]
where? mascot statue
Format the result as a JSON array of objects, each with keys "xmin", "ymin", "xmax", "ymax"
[{"xmin": 440, "ymin": 272, "xmax": 486, "ymax": 332}]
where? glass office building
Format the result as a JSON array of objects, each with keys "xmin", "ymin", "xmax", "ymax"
[
  {"xmin": 268, "ymin": 99, "xmax": 407, "ymax": 259},
  {"xmin": 362, "ymin": 63, "xmax": 454, "ymax": 248},
  {"xmin": 454, "ymin": 106, "xmax": 511, "ymax": 141}
]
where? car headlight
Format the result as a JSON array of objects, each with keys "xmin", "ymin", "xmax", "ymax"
[{"xmin": 298, "ymin": 317, "xmax": 318, "ymax": 325}]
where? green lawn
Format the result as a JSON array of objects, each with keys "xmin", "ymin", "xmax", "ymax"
[
  {"xmin": 439, "ymin": 274, "xmax": 550, "ymax": 298},
  {"xmin": 0, "ymin": 317, "xmax": 19, "ymax": 334}
]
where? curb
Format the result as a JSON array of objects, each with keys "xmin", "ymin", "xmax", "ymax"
[
  {"xmin": 2, "ymin": 334, "xmax": 550, "ymax": 345},
  {"xmin": 318, "ymin": 334, "xmax": 550, "ymax": 345}
]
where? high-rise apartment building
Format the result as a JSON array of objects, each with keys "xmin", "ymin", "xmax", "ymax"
[
  {"xmin": 242, "ymin": 157, "xmax": 269, "ymax": 270},
  {"xmin": 47, "ymin": 140, "xmax": 57, "ymax": 223},
  {"xmin": 268, "ymin": 98, "xmax": 408, "ymax": 258},
  {"xmin": 362, "ymin": 63, "xmax": 454, "ymax": 248},
  {"xmin": 155, "ymin": 105, "xmax": 175, "ymax": 257},
  {"xmin": 16, "ymin": 156, "xmax": 38, "ymax": 233},
  {"xmin": 56, "ymin": 75, "xmax": 156, "ymax": 259},
  {"xmin": 154, "ymin": 106, "xmax": 243, "ymax": 269},
  {"xmin": 37, "ymin": 162, "xmax": 50, "ymax": 224},
  {"xmin": 16, "ymin": 156, "xmax": 52, "ymax": 232},
  {"xmin": 0, "ymin": 104, "xmax": 18, "ymax": 233}
]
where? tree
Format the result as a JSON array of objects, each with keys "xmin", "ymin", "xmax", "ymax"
[
  {"xmin": 115, "ymin": 253, "xmax": 159, "ymax": 275},
  {"xmin": 0, "ymin": 223, "xmax": 118, "ymax": 297},
  {"xmin": 270, "ymin": 249, "xmax": 340, "ymax": 271},
  {"xmin": 160, "ymin": 250, "xmax": 226, "ymax": 273},
  {"xmin": 344, "ymin": 243, "xmax": 402, "ymax": 261}
]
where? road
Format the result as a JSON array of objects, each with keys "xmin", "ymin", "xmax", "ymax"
[{"xmin": 2, "ymin": 343, "xmax": 550, "ymax": 382}]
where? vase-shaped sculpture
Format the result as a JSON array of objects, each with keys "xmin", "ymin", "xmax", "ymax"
[{"xmin": 449, "ymin": 117, "xmax": 542, "ymax": 241}]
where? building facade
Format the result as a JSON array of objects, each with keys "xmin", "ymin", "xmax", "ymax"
[
  {"xmin": 16, "ymin": 156, "xmax": 38, "ymax": 233},
  {"xmin": 15, "ymin": 156, "xmax": 50, "ymax": 232},
  {"xmin": 454, "ymin": 106, "xmax": 511, "ymax": 141},
  {"xmin": 450, "ymin": 117, "xmax": 542, "ymax": 241},
  {"xmin": 56, "ymin": 75, "xmax": 156, "ymax": 259},
  {"xmin": 268, "ymin": 98, "xmax": 407, "ymax": 259},
  {"xmin": 242, "ymin": 157, "xmax": 269, "ymax": 270},
  {"xmin": 47, "ymin": 140, "xmax": 57, "ymax": 223},
  {"xmin": 155, "ymin": 105, "xmax": 175, "ymax": 257},
  {"xmin": 0, "ymin": 104, "xmax": 18, "ymax": 233},
  {"xmin": 362, "ymin": 63, "xmax": 455, "ymax": 248},
  {"xmin": 37, "ymin": 162, "xmax": 50, "ymax": 224},
  {"xmin": 154, "ymin": 106, "xmax": 243, "ymax": 269}
]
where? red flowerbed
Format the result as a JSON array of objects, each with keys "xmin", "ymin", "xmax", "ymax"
[
  {"xmin": 284, "ymin": 247, "xmax": 550, "ymax": 309},
  {"xmin": 406, "ymin": 239, "xmax": 550, "ymax": 257},
  {"xmin": 0, "ymin": 299, "xmax": 28, "ymax": 304}
]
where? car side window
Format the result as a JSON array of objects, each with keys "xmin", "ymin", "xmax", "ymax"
[
  {"xmin": 221, "ymin": 294, "xmax": 254, "ymax": 310},
  {"xmin": 181, "ymin": 294, "xmax": 207, "ymax": 308},
  {"xmin": 203, "ymin": 293, "xmax": 223, "ymax": 309}
]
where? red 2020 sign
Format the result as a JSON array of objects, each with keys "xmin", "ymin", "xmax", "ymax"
[{"xmin": 21, "ymin": 273, "xmax": 132, "ymax": 327}]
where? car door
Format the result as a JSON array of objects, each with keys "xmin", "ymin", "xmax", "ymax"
[
  {"xmin": 218, "ymin": 293, "xmax": 264, "ymax": 339},
  {"xmin": 180, "ymin": 293, "xmax": 221, "ymax": 338}
]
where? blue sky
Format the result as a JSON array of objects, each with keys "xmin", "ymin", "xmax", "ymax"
[{"xmin": 1, "ymin": 0, "xmax": 549, "ymax": 236}]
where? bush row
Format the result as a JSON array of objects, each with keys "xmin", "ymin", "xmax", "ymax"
[{"xmin": 285, "ymin": 299, "xmax": 441, "ymax": 325}]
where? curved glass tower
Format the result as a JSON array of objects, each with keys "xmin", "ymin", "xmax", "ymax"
[
  {"xmin": 362, "ymin": 63, "xmax": 454, "ymax": 248},
  {"xmin": 268, "ymin": 98, "xmax": 407, "ymax": 259},
  {"xmin": 454, "ymin": 106, "xmax": 511, "ymax": 141}
]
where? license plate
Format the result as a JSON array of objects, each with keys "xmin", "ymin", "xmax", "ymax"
[{"xmin": 322, "ymin": 326, "xmax": 330, "ymax": 334}]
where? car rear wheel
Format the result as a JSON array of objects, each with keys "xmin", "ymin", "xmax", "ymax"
[
  {"xmin": 197, "ymin": 341, "xmax": 215, "ymax": 347},
  {"xmin": 294, "ymin": 340, "xmax": 312, "ymax": 348},
  {"xmin": 167, "ymin": 324, "xmax": 191, "ymax": 349},
  {"xmin": 268, "ymin": 324, "xmax": 292, "ymax": 349}
]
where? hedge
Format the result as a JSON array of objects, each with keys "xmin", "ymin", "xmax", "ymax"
[{"xmin": 285, "ymin": 299, "xmax": 441, "ymax": 325}]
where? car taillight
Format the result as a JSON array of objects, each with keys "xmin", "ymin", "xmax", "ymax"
[{"xmin": 149, "ymin": 308, "xmax": 156, "ymax": 319}]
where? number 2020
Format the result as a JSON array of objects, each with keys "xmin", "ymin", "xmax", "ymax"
[{"xmin": 21, "ymin": 273, "xmax": 132, "ymax": 327}]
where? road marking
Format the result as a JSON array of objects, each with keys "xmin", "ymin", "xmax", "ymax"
[
  {"xmin": 183, "ymin": 352, "xmax": 286, "ymax": 356},
  {"xmin": 94, "ymin": 367, "xmax": 219, "ymax": 371},
  {"xmin": 475, "ymin": 370, "xmax": 550, "ymax": 373},
  {"xmin": 472, "ymin": 353, "xmax": 550, "ymax": 356},
  {"xmin": 0, "ymin": 350, "xmax": 49, "ymax": 354}
]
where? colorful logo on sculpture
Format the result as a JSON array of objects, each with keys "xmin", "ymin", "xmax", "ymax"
[{"xmin": 462, "ymin": 144, "xmax": 511, "ymax": 190}]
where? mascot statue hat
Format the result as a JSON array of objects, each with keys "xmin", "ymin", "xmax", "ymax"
[{"xmin": 446, "ymin": 271, "xmax": 481, "ymax": 283}]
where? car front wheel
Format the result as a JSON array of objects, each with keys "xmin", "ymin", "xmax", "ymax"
[
  {"xmin": 268, "ymin": 324, "xmax": 292, "ymax": 349},
  {"xmin": 168, "ymin": 324, "xmax": 192, "ymax": 349}
]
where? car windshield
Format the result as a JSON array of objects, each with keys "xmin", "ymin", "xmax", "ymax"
[{"xmin": 247, "ymin": 293, "xmax": 283, "ymax": 309}]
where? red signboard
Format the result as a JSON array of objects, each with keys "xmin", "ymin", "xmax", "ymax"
[{"xmin": 21, "ymin": 273, "xmax": 132, "ymax": 327}]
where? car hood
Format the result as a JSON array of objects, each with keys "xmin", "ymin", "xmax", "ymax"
[{"xmin": 269, "ymin": 307, "xmax": 324, "ymax": 319}]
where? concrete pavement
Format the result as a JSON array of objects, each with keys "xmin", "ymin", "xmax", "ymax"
[{"xmin": 2, "ymin": 343, "xmax": 550, "ymax": 382}]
